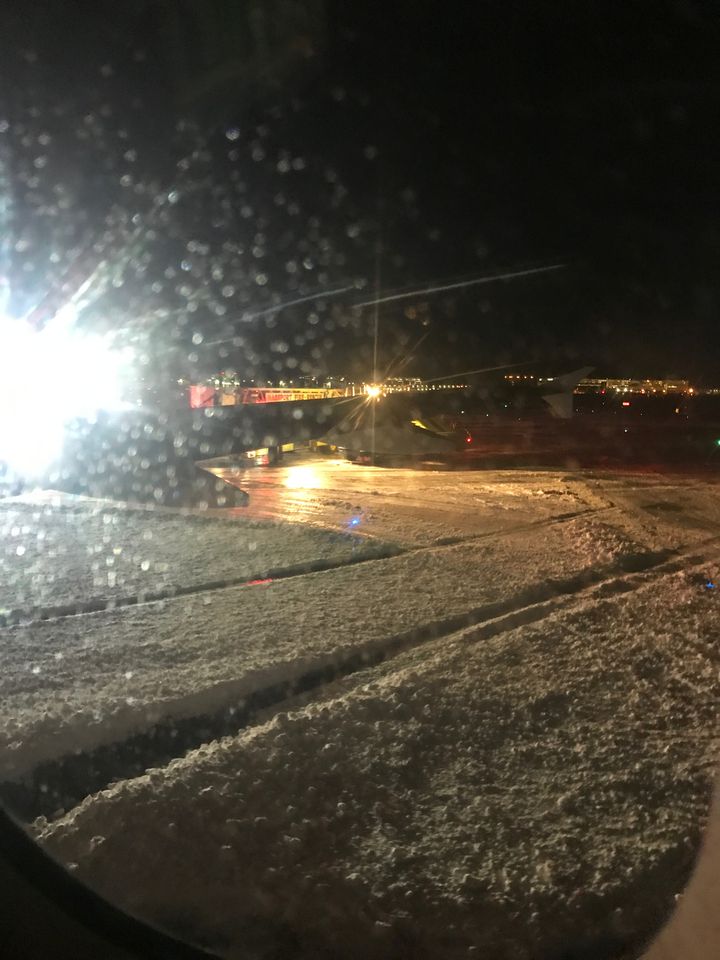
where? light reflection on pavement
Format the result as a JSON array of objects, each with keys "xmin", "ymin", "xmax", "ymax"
[{"xmin": 204, "ymin": 453, "xmax": 595, "ymax": 547}]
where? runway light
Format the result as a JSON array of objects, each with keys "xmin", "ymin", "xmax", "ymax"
[
  {"xmin": 348, "ymin": 515, "xmax": 362, "ymax": 527},
  {"xmin": 622, "ymin": 401, "xmax": 631, "ymax": 407},
  {"xmin": 706, "ymin": 580, "xmax": 715, "ymax": 589}
]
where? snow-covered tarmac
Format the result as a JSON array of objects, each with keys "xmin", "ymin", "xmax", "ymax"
[{"xmin": 1, "ymin": 459, "xmax": 718, "ymax": 959}]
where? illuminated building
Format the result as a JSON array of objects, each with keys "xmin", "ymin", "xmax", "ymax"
[{"xmin": 576, "ymin": 377, "xmax": 695, "ymax": 395}]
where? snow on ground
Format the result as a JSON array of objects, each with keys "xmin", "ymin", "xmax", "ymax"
[
  {"xmin": 0, "ymin": 514, "xmax": 645, "ymax": 779},
  {"xmin": 209, "ymin": 456, "xmax": 720, "ymax": 555},
  {"xmin": 580, "ymin": 473, "xmax": 720, "ymax": 554},
  {"xmin": 3, "ymin": 464, "xmax": 718, "ymax": 957},
  {"xmin": 37, "ymin": 560, "xmax": 720, "ymax": 960},
  {"xmin": 0, "ymin": 494, "xmax": 382, "ymax": 616}
]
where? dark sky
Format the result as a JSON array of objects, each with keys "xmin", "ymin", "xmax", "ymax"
[
  {"xmin": 1, "ymin": 1, "xmax": 719, "ymax": 382},
  {"xmin": 322, "ymin": 1, "xmax": 720, "ymax": 380}
]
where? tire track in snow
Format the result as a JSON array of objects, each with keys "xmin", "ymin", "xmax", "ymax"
[
  {"xmin": 0, "ymin": 542, "xmax": 403, "ymax": 629},
  {"xmin": 4, "ymin": 532, "xmax": 719, "ymax": 823},
  {"xmin": 0, "ymin": 505, "xmax": 615, "ymax": 629}
]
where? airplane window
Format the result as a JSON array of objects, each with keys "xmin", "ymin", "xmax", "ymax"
[{"xmin": 0, "ymin": 3, "xmax": 718, "ymax": 959}]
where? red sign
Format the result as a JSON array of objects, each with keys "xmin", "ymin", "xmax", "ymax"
[{"xmin": 188, "ymin": 385, "xmax": 216, "ymax": 408}]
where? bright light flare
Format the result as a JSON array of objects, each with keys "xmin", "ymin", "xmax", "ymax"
[
  {"xmin": 0, "ymin": 310, "xmax": 132, "ymax": 478},
  {"xmin": 365, "ymin": 383, "xmax": 382, "ymax": 399}
]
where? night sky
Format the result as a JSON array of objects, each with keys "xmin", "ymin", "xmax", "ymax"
[
  {"xmin": 1, "ymin": 1, "xmax": 719, "ymax": 383},
  {"xmin": 326, "ymin": 2, "xmax": 720, "ymax": 381}
]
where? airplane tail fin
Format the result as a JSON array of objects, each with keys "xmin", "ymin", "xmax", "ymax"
[{"xmin": 541, "ymin": 366, "xmax": 593, "ymax": 418}]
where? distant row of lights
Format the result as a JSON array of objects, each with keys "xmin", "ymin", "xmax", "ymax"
[
  {"xmin": 503, "ymin": 375, "xmax": 720, "ymax": 395},
  {"xmin": 578, "ymin": 378, "xmax": 706, "ymax": 395},
  {"xmin": 179, "ymin": 378, "xmax": 466, "ymax": 391}
]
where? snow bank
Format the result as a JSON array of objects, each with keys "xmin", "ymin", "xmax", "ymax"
[{"xmin": 38, "ymin": 561, "xmax": 720, "ymax": 959}]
